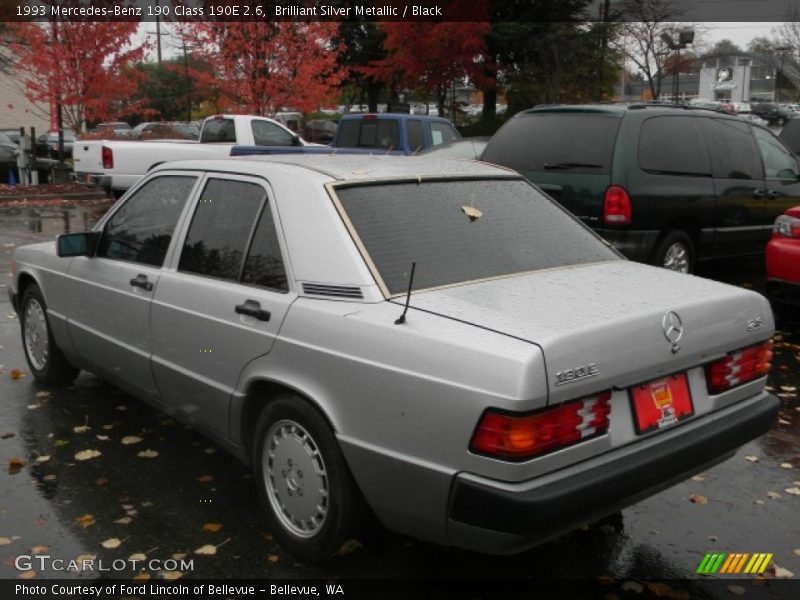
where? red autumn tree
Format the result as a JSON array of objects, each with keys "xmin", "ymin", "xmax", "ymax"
[
  {"xmin": 10, "ymin": 20, "xmax": 147, "ymax": 132},
  {"xmin": 183, "ymin": 21, "xmax": 346, "ymax": 115},
  {"xmin": 363, "ymin": 5, "xmax": 489, "ymax": 116}
]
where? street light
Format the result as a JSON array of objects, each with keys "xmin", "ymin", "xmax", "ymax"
[{"xmin": 661, "ymin": 29, "xmax": 694, "ymax": 102}]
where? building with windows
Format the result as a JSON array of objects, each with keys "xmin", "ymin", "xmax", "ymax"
[{"xmin": 697, "ymin": 52, "xmax": 800, "ymax": 103}]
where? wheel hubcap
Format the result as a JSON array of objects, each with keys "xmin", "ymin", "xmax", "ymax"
[
  {"xmin": 24, "ymin": 299, "xmax": 49, "ymax": 371},
  {"xmin": 263, "ymin": 419, "xmax": 328, "ymax": 538},
  {"xmin": 663, "ymin": 242, "xmax": 689, "ymax": 273}
]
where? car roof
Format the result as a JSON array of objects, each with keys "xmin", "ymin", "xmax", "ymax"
[
  {"xmin": 518, "ymin": 103, "xmax": 736, "ymax": 118},
  {"xmin": 156, "ymin": 154, "xmax": 516, "ymax": 182},
  {"xmin": 339, "ymin": 113, "xmax": 454, "ymax": 123}
]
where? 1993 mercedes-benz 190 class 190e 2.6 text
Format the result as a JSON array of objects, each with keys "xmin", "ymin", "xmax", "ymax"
[{"xmin": 9, "ymin": 155, "xmax": 778, "ymax": 562}]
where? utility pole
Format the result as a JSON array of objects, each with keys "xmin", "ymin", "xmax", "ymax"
[
  {"xmin": 182, "ymin": 43, "xmax": 194, "ymax": 122},
  {"xmin": 147, "ymin": 0, "xmax": 163, "ymax": 64}
]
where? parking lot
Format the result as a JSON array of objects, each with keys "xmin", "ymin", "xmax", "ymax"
[{"xmin": 0, "ymin": 204, "xmax": 798, "ymax": 598}]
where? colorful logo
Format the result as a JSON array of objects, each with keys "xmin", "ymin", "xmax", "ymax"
[{"xmin": 696, "ymin": 552, "xmax": 773, "ymax": 575}]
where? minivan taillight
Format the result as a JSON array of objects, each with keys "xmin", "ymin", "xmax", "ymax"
[
  {"xmin": 102, "ymin": 146, "xmax": 113, "ymax": 170},
  {"xmin": 470, "ymin": 392, "xmax": 611, "ymax": 461},
  {"xmin": 603, "ymin": 186, "xmax": 631, "ymax": 225},
  {"xmin": 705, "ymin": 340, "xmax": 773, "ymax": 395},
  {"xmin": 773, "ymin": 214, "xmax": 800, "ymax": 238}
]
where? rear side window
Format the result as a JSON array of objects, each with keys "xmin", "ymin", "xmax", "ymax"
[
  {"xmin": 241, "ymin": 204, "xmax": 289, "ymax": 291},
  {"xmin": 200, "ymin": 118, "xmax": 236, "ymax": 143},
  {"xmin": 335, "ymin": 179, "xmax": 617, "ymax": 295},
  {"xmin": 179, "ymin": 179, "xmax": 266, "ymax": 281},
  {"xmin": 482, "ymin": 113, "xmax": 620, "ymax": 174},
  {"xmin": 407, "ymin": 120, "xmax": 424, "ymax": 153},
  {"xmin": 97, "ymin": 175, "xmax": 196, "ymax": 266},
  {"xmin": 335, "ymin": 119, "xmax": 400, "ymax": 150},
  {"xmin": 700, "ymin": 118, "xmax": 762, "ymax": 180},
  {"xmin": 638, "ymin": 116, "xmax": 711, "ymax": 176},
  {"xmin": 251, "ymin": 120, "xmax": 295, "ymax": 146}
]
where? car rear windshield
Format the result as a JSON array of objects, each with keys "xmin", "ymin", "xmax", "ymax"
[
  {"xmin": 482, "ymin": 113, "xmax": 621, "ymax": 174},
  {"xmin": 335, "ymin": 178, "xmax": 618, "ymax": 295},
  {"xmin": 336, "ymin": 119, "xmax": 400, "ymax": 150}
]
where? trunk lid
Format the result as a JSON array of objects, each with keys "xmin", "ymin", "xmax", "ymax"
[
  {"xmin": 409, "ymin": 261, "xmax": 773, "ymax": 404},
  {"xmin": 72, "ymin": 140, "xmax": 104, "ymax": 179}
]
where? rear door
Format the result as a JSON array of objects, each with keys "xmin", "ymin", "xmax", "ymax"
[
  {"xmin": 64, "ymin": 174, "xmax": 199, "ymax": 397},
  {"xmin": 150, "ymin": 175, "xmax": 296, "ymax": 439},
  {"xmin": 699, "ymin": 117, "xmax": 766, "ymax": 257}
]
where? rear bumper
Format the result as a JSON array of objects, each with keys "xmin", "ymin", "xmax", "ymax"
[
  {"xmin": 77, "ymin": 172, "xmax": 113, "ymax": 190},
  {"xmin": 448, "ymin": 392, "xmax": 778, "ymax": 554}
]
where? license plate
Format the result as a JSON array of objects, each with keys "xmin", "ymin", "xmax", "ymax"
[{"xmin": 631, "ymin": 373, "xmax": 694, "ymax": 434}]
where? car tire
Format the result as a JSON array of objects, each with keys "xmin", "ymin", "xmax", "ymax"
[
  {"xmin": 20, "ymin": 283, "xmax": 79, "ymax": 385},
  {"xmin": 253, "ymin": 395, "xmax": 364, "ymax": 563},
  {"xmin": 652, "ymin": 230, "xmax": 694, "ymax": 274}
]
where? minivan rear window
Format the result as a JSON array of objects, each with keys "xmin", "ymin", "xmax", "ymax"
[
  {"xmin": 482, "ymin": 113, "xmax": 620, "ymax": 174},
  {"xmin": 335, "ymin": 178, "xmax": 618, "ymax": 295}
]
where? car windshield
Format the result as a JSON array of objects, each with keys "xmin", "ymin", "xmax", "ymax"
[{"xmin": 335, "ymin": 178, "xmax": 618, "ymax": 295}]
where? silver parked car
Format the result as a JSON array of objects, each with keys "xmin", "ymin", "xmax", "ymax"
[{"xmin": 9, "ymin": 156, "xmax": 778, "ymax": 562}]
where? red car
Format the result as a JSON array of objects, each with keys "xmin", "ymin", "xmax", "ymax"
[{"xmin": 766, "ymin": 206, "xmax": 800, "ymax": 309}]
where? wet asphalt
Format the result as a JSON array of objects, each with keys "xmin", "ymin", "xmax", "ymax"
[{"xmin": 0, "ymin": 204, "xmax": 798, "ymax": 596}]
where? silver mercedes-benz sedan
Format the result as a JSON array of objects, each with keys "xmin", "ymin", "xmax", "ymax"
[{"xmin": 9, "ymin": 155, "xmax": 778, "ymax": 562}]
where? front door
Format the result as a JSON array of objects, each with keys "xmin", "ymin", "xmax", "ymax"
[{"xmin": 64, "ymin": 174, "xmax": 199, "ymax": 398}]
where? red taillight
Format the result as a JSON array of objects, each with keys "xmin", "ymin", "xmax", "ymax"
[
  {"xmin": 603, "ymin": 185, "xmax": 631, "ymax": 225},
  {"xmin": 705, "ymin": 340, "xmax": 773, "ymax": 394},
  {"xmin": 102, "ymin": 146, "xmax": 113, "ymax": 170},
  {"xmin": 773, "ymin": 214, "xmax": 800, "ymax": 238},
  {"xmin": 470, "ymin": 392, "xmax": 611, "ymax": 461}
]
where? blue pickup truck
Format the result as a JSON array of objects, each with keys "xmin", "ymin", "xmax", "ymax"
[{"xmin": 232, "ymin": 113, "xmax": 461, "ymax": 157}]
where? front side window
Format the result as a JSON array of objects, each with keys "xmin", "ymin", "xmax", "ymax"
[
  {"xmin": 335, "ymin": 178, "xmax": 618, "ymax": 295},
  {"xmin": 752, "ymin": 126, "xmax": 800, "ymax": 179},
  {"xmin": 97, "ymin": 176, "xmax": 196, "ymax": 266},
  {"xmin": 252, "ymin": 120, "xmax": 295, "ymax": 146},
  {"xmin": 179, "ymin": 179, "xmax": 266, "ymax": 281},
  {"xmin": 429, "ymin": 122, "xmax": 460, "ymax": 146}
]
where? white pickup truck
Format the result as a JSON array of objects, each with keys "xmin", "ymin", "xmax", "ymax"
[{"xmin": 73, "ymin": 115, "xmax": 310, "ymax": 196}]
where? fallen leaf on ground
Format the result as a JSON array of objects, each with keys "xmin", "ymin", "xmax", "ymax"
[
  {"xmin": 75, "ymin": 514, "xmax": 95, "ymax": 528},
  {"xmin": 194, "ymin": 544, "xmax": 217, "ymax": 556},
  {"xmin": 196, "ymin": 475, "xmax": 214, "ymax": 483},
  {"xmin": 73, "ymin": 425, "xmax": 90, "ymax": 434},
  {"xmin": 137, "ymin": 449, "xmax": 158, "ymax": 458},
  {"xmin": 793, "ymin": 549, "xmax": 800, "ymax": 557},
  {"xmin": 621, "ymin": 581, "xmax": 644, "ymax": 594},
  {"xmin": 0, "ymin": 537, "xmax": 13, "ymax": 545},
  {"xmin": 689, "ymin": 494, "xmax": 709, "ymax": 505},
  {"xmin": 267, "ymin": 554, "xmax": 280, "ymax": 563},
  {"xmin": 767, "ymin": 491, "xmax": 782, "ymax": 499},
  {"xmin": 727, "ymin": 585, "xmax": 746, "ymax": 596},
  {"xmin": 336, "ymin": 539, "xmax": 363, "ymax": 556},
  {"xmin": 785, "ymin": 487, "xmax": 800, "ymax": 496},
  {"xmin": 101, "ymin": 538, "xmax": 123, "ymax": 549},
  {"xmin": 172, "ymin": 553, "xmax": 187, "ymax": 561},
  {"xmin": 27, "ymin": 404, "xmax": 41, "ymax": 410},
  {"xmin": 30, "ymin": 545, "xmax": 48, "ymax": 554},
  {"xmin": 202, "ymin": 523, "xmax": 222, "ymax": 533},
  {"xmin": 121, "ymin": 436, "xmax": 142, "ymax": 445},
  {"xmin": 780, "ymin": 463, "xmax": 794, "ymax": 469},
  {"xmin": 35, "ymin": 391, "xmax": 51, "ymax": 399},
  {"xmin": 95, "ymin": 435, "xmax": 109, "ymax": 441},
  {"xmin": 128, "ymin": 553, "xmax": 147, "ymax": 561},
  {"xmin": 768, "ymin": 564, "xmax": 794, "ymax": 578},
  {"xmin": 160, "ymin": 571, "xmax": 183, "ymax": 580},
  {"xmin": 114, "ymin": 517, "xmax": 133, "ymax": 525},
  {"xmin": 10, "ymin": 368, "xmax": 24, "ymax": 380},
  {"xmin": 17, "ymin": 570, "xmax": 36, "ymax": 579},
  {"xmin": 74, "ymin": 449, "xmax": 101, "ymax": 461},
  {"xmin": 745, "ymin": 456, "xmax": 759, "ymax": 463},
  {"xmin": 133, "ymin": 573, "xmax": 150, "ymax": 581},
  {"xmin": 42, "ymin": 475, "xmax": 56, "ymax": 482},
  {"xmin": 8, "ymin": 457, "xmax": 25, "ymax": 474},
  {"xmin": 35, "ymin": 455, "xmax": 50, "ymax": 463},
  {"xmin": 53, "ymin": 440, "xmax": 68, "ymax": 447},
  {"xmin": 95, "ymin": 478, "xmax": 108, "ymax": 486}
]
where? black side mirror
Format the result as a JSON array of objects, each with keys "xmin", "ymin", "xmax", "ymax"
[{"xmin": 57, "ymin": 232, "xmax": 100, "ymax": 257}]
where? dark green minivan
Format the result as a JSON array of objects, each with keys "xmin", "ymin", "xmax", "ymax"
[{"xmin": 482, "ymin": 104, "xmax": 800, "ymax": 273}]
